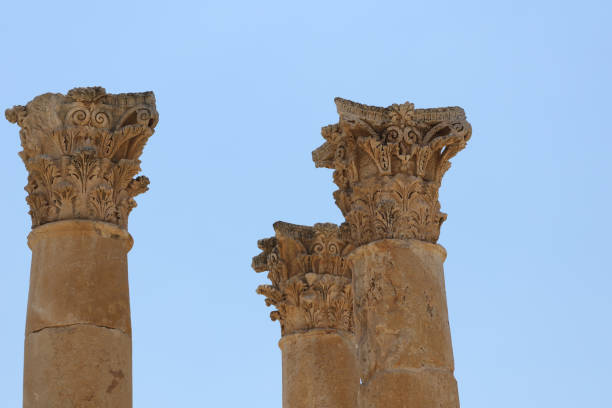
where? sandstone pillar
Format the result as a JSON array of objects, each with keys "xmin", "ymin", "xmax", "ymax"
[
  {"xmin": 313, "ymin": 98, "xmax": 471, "ymax": 408},
  {"xmin": 253, "ymin": 222, "xmax": 359, "ymax": 408},
  {"xmin": 6, "ymin": 87, "xmax": 158, "ymax": 408}
]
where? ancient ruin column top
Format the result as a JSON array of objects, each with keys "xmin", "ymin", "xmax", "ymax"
[
  {"xmin": 252, "ymin": 222, "xmax": 355, "ymax": 336},
  {"xmin": 312, "ymin": 98, "xmax": 471, "ymax": 245},
  {"xmin": 5, "ymin": 87, "xmax": 158, "ymax": 230}
]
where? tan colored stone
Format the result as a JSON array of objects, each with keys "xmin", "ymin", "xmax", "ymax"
[
  {"xmin": 349, "ymin": 239, "xmax": 457, "ymax": 407},
  {"xmin": 280, "ymin": 330, "xmax": 358, "ymax": 408},
  {"xmin": 253, "ymin": 222, "xmax": 355, "ymax": 336},
  {"xmin": 24, "ymin": 325, "xmax": 131, "ymax": 408},
  {"xmin": 6, "ymin": 87, "xmax": 156, "ymax": 408},
  {"xmin": 22, "ymin": 221, "xmax": 134, "ymax": 408},
  {"xmin": 313, "ymin": 98, "xmax": 469, "ymax": 407},
  {"xmin": 26, "ymin": 220, "xmax": 132, "ymax": 335},
  {"xmin": 351, "ymin": 240, "xmax": 453, "ymax": 377},
  {"xmin": 5, "ymin": 87, "xmax": 158, "ymax": 229},
  {"xmin": 253, "ymin": 222, "xmax": 359, "ymax": 407},
  {"xmin": 359, "ymin": 370, "xmax": 459, "ymax": 408},
  {"xmin": 312, "ymin": 98, "xmax": 471, "ymax": 245}
]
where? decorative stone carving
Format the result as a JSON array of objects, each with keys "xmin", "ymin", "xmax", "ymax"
[
  {"xmin": 312, "ymin": 98, "xmax": 471, "ymax": 244},
  {"xmin": 252, "ymin": 222, "xmax": 355, "ymax": 336},
  {"xmin": 5, "ymin": 87, "xmax": 158, "ymax": 229}
]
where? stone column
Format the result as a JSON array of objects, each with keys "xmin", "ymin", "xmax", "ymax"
[
  {"xmin": 313, "ymin": 98, "xmax": 471, "ymax": 408},
  {"xmin": 253, "ymin": 222, "xmax": 359, "ymax": 408},
  {"xmin": 5, "ymin": 87, "xmax": 158, "ymax": 408}
]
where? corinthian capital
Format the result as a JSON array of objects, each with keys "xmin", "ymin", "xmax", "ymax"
[
  {"xmin": 5, "ymin": 87, "xmax": 158, "ymax": 229},
  {"xmin": 252, "ymin": 222, "xmax": 355, "ymax": 336},
  {"xmin": 313, "ymin": 98, "xmax": 471, "ymax": 245}
]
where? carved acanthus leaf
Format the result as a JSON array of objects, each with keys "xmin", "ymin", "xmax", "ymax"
[
  {"xmin": 313, "ymin": 98, "xmax": 470, "ymax": 244},
  {"xmin": 5, "ymin": 87, "xmax": 158, "ymax": 228},
  {"xmin": 252, "ymin": 222, "xmax": 355, "ymax": 336}
]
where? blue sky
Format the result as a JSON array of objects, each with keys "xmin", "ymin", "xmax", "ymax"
[{"xmin": 1, "ymin": 0, "xmax": 611, "ymax": 406}]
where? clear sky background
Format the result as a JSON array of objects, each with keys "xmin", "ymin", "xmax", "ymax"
[{"xmin": 1, "ymin": 0, "xmax": 610, "ymax": 406}]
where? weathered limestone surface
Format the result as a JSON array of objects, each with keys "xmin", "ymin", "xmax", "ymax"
[
  {"xmin": 5, "ymin": 86, "xmax": 156, "ymax": 229},
  {"xmin": 253, "ymin": 222, "xmax": 359, "ymax": 408},
  {"xmin": 313, "ymin": 98, "xmax": 471, "ymax": 245},
  {"xmin": 314, "ymin": 98, "xmax": 470, "ymax": 407},
  {"xmin": 6, "ymin": 87, "xmax": 157, "ymax": 408},
  {"xmin": 280, "ymin": 330, "xmax": 357, "ymax": 408},
  {"xmin": 350, "ymin": 240, "xmax": 458, "ymax": 408},
  {"xmin": 26, "ymin": 221, "xmax": 133, "ymax": 335},
  {"xmin": 24, "ymin": 325, "xmax": 131, "ymax": 408}
]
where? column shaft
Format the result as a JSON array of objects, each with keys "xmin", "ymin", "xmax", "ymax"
[
  {"xmin": 350, "ymin": 239, "xmax": 458, "ymax": 408},
  {"xmin": 280, "ymin": 330, "xmax": 358, "ymax": 408},
  {"xmin": 24, "ymin": 221, "xmax": 133, "ymax": 407}
]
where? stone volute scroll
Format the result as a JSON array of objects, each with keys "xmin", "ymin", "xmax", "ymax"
[
  {"xmin": 6, "ymin": 87, "xmax": 158, "ymax": 408},
  {"xmin": 312, "ymin": 98, "xmax": 471, "ymax": 245},
  {"xmin": 5, "ymin": 86, "xmax": 158, "ymax": 229},
  {"xmin": 253, "ymin": 222, "xmax": 359, "ymax": 408}
]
